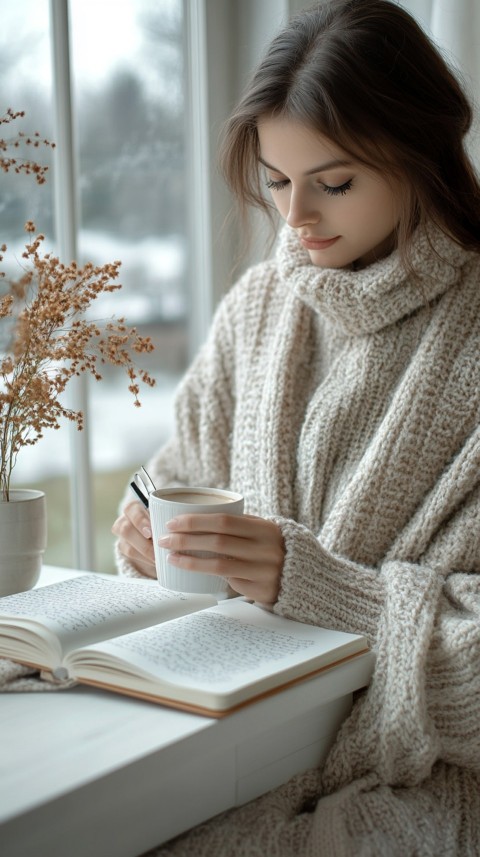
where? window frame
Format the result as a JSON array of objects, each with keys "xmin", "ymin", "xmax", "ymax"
[{"xmin": 49, "ymin": 0, "xmax": 307, "ymax": 570}]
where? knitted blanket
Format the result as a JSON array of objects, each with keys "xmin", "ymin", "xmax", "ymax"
[{"xmin": 0, "ymin": 657, "xmax": 74, "ymax": 691}]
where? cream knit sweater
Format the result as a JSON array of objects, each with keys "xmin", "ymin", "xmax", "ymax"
[{"xmin": 119, "ymin": 224, "xmax": 480, "ymax": 856}]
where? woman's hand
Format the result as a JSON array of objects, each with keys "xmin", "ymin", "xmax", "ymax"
[
  {"xmin": 112, "ymin": 500, "xmax": 156, "ymax": 578},
  {"xmin": 157, "ymin": 514, "xmax": 285, "ymax": 605}
]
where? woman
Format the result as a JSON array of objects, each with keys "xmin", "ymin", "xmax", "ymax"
[{"xmin": 113, "ymin": 1, "xmax": 480, "ymax": 853}]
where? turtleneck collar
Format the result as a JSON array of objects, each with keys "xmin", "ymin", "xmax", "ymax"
[{"xmin": 277, "ymin": 223, "xmax": 473, "ymax": 335}]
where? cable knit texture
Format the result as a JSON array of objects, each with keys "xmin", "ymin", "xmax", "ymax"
[{"xmin": 117, "ymin": 224, "xmax": 480, "ymax": 856}]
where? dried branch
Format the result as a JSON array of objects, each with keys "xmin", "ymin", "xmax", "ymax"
[{"xmin": 0, "ymin": 112, "xmax": 155, "ymax": 500}]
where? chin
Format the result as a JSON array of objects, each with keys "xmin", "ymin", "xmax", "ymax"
[{"xmin": 308, "ymin": 250, "xmax": 353, "ymax": 269}]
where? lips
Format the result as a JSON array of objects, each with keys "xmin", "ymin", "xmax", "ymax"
[{"xmin": 300, "ymin": 235, "xmax": 340, "ymax": 250}]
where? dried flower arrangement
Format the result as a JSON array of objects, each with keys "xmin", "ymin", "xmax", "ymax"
[{"xmin": 0, "ymin": 109, "xmax": 155, "ymax": 501}]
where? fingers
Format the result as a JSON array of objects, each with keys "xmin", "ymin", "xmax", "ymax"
[
  {"xmin": 112, "ymin": 500, "xmax": 156, "ymax": 578},
  {"xmin": 166, "ymin": 550, "xmax": 281, "ymax": 603},
  {"xmin": 123, "ymin": 499, "xmax": 152, "ymax": 536},
  {"xmin": 159, "ymin": 514, "xmax": 285, "ymax": 604},
  {"xmin": 166, "ymin": 513, "xmax": 267, "ymax": 538},
  {"xmin": 123, "ymin": 555, "xmax": 157, "ymax": 579},
  {"xmin": 165, "ymin": 554, "xmax": 276, "ymax": 604},
  {"xmin": 165, "ymin": 513, "xmax": 281, "ymax": 550},
  {"xmin": 160, "ymin": 515, "xmax": 283, "ymax": 563},
  {"xmin": 112, "ymin": 506, "xmax": 285, "ymax": 601},
  {"xmin": 158, "ymin": 531, "xmax": 281, "ymax": 564}
]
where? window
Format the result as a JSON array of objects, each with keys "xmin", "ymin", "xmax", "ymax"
[
  {"xmin": 71, "ymin": 0, "xmax": 188, "ymax": 571},
  {"xmin": 3, "ymin": 0, "xmax": 188, "ymax": 572},
  {"xmin": 1, "ymin": 0, "xmax": 307, "ymax": 574}
]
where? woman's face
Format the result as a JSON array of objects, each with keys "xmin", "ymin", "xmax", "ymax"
[{"xmin": 257, "ymin": 116, "xmax": 402, "ymax": 269}]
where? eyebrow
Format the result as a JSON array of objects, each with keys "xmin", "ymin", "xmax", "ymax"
[{"xmin": 258, "ymin": 156, "xmax": 353, "ymax": 175}]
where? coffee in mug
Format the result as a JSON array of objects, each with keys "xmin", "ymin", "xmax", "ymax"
[{"xmin": 159, "ymin": 491, "xmax": 238, "ymax": 505}]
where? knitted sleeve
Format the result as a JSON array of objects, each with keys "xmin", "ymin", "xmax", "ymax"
[{"xmin": 271, "ymin": 486, "xmax": 480, "ymax": 781}]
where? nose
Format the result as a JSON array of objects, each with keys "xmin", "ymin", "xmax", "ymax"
[{"xmin": 286, "ymin": 186, "xmax": 319, "ymax": 228}]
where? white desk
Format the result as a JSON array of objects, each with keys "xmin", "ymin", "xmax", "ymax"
[{"xmin": 0, "ymin": 567, "xmax": 374, "ymax": 857}]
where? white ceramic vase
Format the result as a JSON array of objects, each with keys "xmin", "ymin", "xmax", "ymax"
[{"xmin": 0, "ymin": 489, "xmax": 47, "ymax": 597}]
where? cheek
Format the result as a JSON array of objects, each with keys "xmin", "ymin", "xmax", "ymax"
[
  {"xmin": 372, "ymin": 186, "xmax": 400, "ymax": 229},
  {"xmin": 270, "ymin": 192, "xmax": 289, "ymax": 219},
  {"xmin": 354, "ymin": 190, "xmax": 399, "ymax": 237}
]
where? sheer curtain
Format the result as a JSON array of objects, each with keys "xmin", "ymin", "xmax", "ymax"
[
  {"xmin": 404, "ymin": 0, "xmax": 480, "ymax": 162},
  {"xmin": 431, "ymin": 0, "xmax": 480, "ymax": 88}
]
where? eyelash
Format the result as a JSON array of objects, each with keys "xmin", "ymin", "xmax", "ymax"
[
  {"xmin": 265, "ymin": 178, "xmax": 290, "ymax": 191},
  {"xmin": 265, "ymin": 178, "xmax": 353, "ymax": 196}
]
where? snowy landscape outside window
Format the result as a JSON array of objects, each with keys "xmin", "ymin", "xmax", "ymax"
[{"xmin": 1, "ymin": 0, "xmax": 187, "ymax": 572}]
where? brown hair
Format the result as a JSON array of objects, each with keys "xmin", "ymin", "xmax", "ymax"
[{"xmin": 219, "ymin": 0, "xmax": 480, "ymax": 261}]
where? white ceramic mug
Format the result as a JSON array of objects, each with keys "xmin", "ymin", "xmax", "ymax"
[{"xmin": 149, "ymin": 487, "xmax": 244, "ymax": 594}]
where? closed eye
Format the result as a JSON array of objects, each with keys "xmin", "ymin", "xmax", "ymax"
[
  {"xmin": 265, "ymin": 178, "xmax": 290, "ymax": 191},
  {"xmin": 266, "ymin": 177, "xmax": 353, "ymax": 195},
  {"xmin": 323, "ymin": 179, "xmax": 353, "ymax": 196}
]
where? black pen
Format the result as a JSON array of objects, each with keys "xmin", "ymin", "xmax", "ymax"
[{"xmin": 130, "ymin": 481, "xmax": 149, "ymax": 509}]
